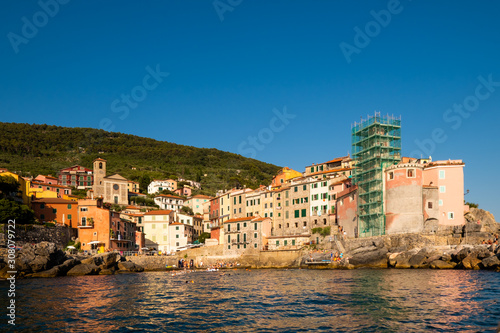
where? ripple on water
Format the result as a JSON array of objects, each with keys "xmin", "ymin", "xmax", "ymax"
[{"xmin": 0, "ymin": 269, "xmax": 499, "ymax": 332}]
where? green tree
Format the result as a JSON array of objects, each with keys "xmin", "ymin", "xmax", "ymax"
[
  {"xmin": 0, "ymin": 198, "xmax": 36, "ymax": 224},
  {"xmin": 180, "ymin": 206, "xmax": 194, "ymax": 215},
  {"xmin": 198, "ymin": 232, "xmax": 211, "ymax": 244},
  {"xmin": 0, "ymin": 175, "xmax": 20, "ymax": 198}
]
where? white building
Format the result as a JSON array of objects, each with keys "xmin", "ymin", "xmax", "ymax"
[
  {"xmin": 184, "ymin": 195, "xmax": 212, "ymax": 215},
  {"xmin": 168, "ymin": 222, "xmax": 194, "ymax": 252},
  {"xmin": 309, "ymin": 178, "xmax": 329, "ymax": 219},
  {"xmin": 154, "ymin": 194, "xmax": 184, "ymax": 212},
  {"xmin": 143, "ymin": 210, "xmax": 175, "ymax": 252},
  {"xmin": 148, "ymin": 179, "xmax": 177, "ymax": 194}
]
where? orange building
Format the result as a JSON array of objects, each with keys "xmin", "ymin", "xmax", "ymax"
[
  {"xmin": 31, "ymin": 198, "xmax": 78, "ymax": 227},
  {"xmin": 77, "ymin": 198, "xmax": 112, "ymax": 254}
]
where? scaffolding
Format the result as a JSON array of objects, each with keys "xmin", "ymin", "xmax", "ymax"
[{"xmin": 352, "ymin": 112, "xmax": 401, "ymax": 237}]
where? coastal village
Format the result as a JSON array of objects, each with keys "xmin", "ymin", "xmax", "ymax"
[{"xmin": 1, "ymin": 113, "xmax": 479, "ymax": 260}]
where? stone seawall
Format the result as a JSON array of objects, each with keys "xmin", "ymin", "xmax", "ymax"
[
  {"xmin": 125, "ymin": 245, "xmax": 305, "ymax": 270},
  {"xmin": 1, "ymin": 224, "xmax": 75, "ymax": 249}
]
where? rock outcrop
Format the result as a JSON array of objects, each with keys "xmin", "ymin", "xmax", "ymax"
[{"xmin": 0, "ymin": 242, "xmax": 144, "ymax": 279}]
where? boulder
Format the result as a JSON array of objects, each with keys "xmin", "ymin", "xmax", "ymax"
[
  {"xmin": 479, "ymin": 253, "xmax": 500, "ymax": 270},
  {"xmin": 67, "ymin": 263, "xmax": 100, "ymax": 276},
  {"xmin": 31, "ymin": 266, "xmax": 61, "ymax": 278},
  {"xmin": 388, "ymin": 252, "xmax": 400, "ymax": 267},
  {"xmin": 348, "ymin": 248, "xmax": 388, "ymax": 268},
  {"xmin": 461, "ymin": 255, "xmax": 481, "ymax": 270},
  {"xmin": 117, "ymin": 261, "xmax": 144, "ymax": 272},
  {"xmin": 393, "ymin": 249, "xmax": 420, "ymax": 269},
  {"xmin": 57, "ymin": 259, "xmax": 80, "ymax": 275},
  {"xmin": 99, "ymin": 268, "xmax": 116, "ymax": 275},
  {"xmin": 429, "ymin": 260, "xmax": 456, "ymax": 269},
  {"xmin": 82, "ymin": 252, "xmax": 119, "ymax": 269},
  {"xmin": 452, "ymin": 247, "xmax": 472, "ymax": 262}
]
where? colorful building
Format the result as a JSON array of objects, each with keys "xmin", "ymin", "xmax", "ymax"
[
  {"xmin": 224, "ymin": 216, "xmax": 272, "ymax": 253},
  {"xmin": 31, "ymin": 198, "xmax": 78, "ymax": 227},
  {"xmin": 142, "ymin": 210, "xmax": 176, "ymax": 252},
  {"xmin": 59, "ymin": 165, "xmax": 93, "ymax": 189},
  {"xmin": 148, "ymin": 179, "xmax": 177, "ymax": 194}
]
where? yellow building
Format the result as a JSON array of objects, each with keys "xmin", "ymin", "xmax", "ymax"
[{"xmin": 270, "ymin": 167, "xmax": 302, "ymax": 189}]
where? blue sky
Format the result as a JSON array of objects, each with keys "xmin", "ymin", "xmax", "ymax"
[{"xmin": 1, "ymin": 1, "xmax": 500, "ymax": 218}]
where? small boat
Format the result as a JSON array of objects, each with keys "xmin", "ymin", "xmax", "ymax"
[{"xmin": 206, "ymin": 268, "xmax": 219, "ymax": 272}]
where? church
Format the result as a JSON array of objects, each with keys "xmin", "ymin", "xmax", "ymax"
[{"xmin": 92, "ymin": 158, "xmax": 129, "ymax": 205}]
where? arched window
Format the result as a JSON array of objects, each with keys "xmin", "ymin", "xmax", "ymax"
[{"xmin": 99, "ymin": 162, "xmax": 103, "ymax": 169}]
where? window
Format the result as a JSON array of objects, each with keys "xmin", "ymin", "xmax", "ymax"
[
  {"xmin": 254, "ymin": 223, "xmax": 257, "ymax": 230},
  {"xmin": 284, "ymin": 240, "xmax": 288, "ymax": 246},
  {"xmin": 228, "ymin": 235, "xmax": 231, "ymax": 243},
  {"xmin": 265, "ymin": 203, "xmax": 267, "ymax": 208},
  {"xmin": 428, "ymin": 202, "xmax": 433, "ymax": 209},
  {"xmin": 152, "ymin": 224, "xmax": 156, "ymax": 229},
  {"xmin": 176, "ymin": 234, "xmax": 179, "ymax": 238},
  {"xmin": 303, "ymin": 185, "xmax": 306, "ymax": 190},
  {"xmin": 278, "ymin": 213, "xmax": 281, "ymax": 217},
  {"xmin": 243, "ymin": 222, "xmax": 247, "ymax": 228},
  {"xmin": 254, "ymin": 232, "xmax": 257, "ymax": 238},
  {"xmin": 292, "ymin": 239, "xmax": 295, "ymax": 246},
  {"xmin": 440, "ymin": 186, "xmax": 446, "ymax": 193},
  {"xmin": 228, "ymin": 224, "xmax": 231, "ymax": 232},
  {"xmin": 303, "ymin": 221, "xmax": 307, "ymax": 227},
  {"xmin": 286, "ymin": 211, "xmax": 289, "ymax": 219},
  {"xmin": 279, "ymin": 224, "xmax": 282, "ymax": 228},
  {"xmin": 301, "ymin": 209, "xmax": 306, "ymax": 217},
  {"xmin": 237, "ymin": 223, "xmax": 240, "ymax": 231},
  {"xmin": 68, "ymin": 214, "xmax": 72, "ymax": 220},
  {"xmin": 254, "ymin": 243, "xmax": 257, "ymax": 248},
  {"xmin": 237, "ymin": 234, "xmax": 240, "ymax": 242},
  {"xmin": 294, "ymin": 186, "xmax": 298, "ymax": 192},
  {"xmin": 439, "ymin": 170, "xmax": 445, "ymax": 179},
  {"xmin": 407, "ymin": 169, "xmax": 415, "ymax": 178},
  {"xmin": 276, "ymin": 240, "xmax": 279, "ymax": 246},
  {"xmin": 163, "ymin": 235, "xmax": 167, "ymax": 241},
  {"xmin": 388, "ymin": 172, "xmax": 394, "ymax": 180},
  {"xmin": 285, "ymin": 200, "xmax": 289, "ymax": 207},
  {"xmin": 176, "ymin": 226, "xmax": 179, "ymax": 230},
  {"xmin": 80, "ymin": 207, "xmax": 88, "ymax": 212},
  {"xmin": 40, "ymin": 203, "xmax": 45, "ymax": 209},
  {"xmin": 448, "ymin": 212, "xmax": 454, "ymax": 220},
  {"xmin": 52, "ymin": 208, "xmax": 57, "ymax": 214},
  {"xmin": 295, "ymin": 222, "xmax": 298, "ymax": 228},
  {"xmin": 294, "ymin": 210, "xmax": 299, "ymax": 218},
  {"xmin": 239, "ymin": 196, "xmax": 242, "ymax": 204},
  {"xmin": 228, "ymin": 245, "xmax": 231, "ymax": 249},
  {"xmin": 40, "ymin": 214, "xmax": 45, "ymax": 220},
  {"xmin": 243, "ymin": 233, "xmax": 246, "ymax": 242}
]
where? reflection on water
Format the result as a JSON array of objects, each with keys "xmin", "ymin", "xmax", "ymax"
[{"xmin": 0, "ymin": 269, "xmax": 499, "ymax": 332}]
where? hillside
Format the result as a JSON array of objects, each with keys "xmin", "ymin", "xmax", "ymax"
[{"xmin": 0, "ymin": 122, "xmax": 281, "ymax": 194}]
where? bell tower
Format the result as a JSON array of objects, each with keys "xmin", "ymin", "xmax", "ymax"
[{"xmin": 93, "ymin": 158, "xmax": 107, "ymax": 198}]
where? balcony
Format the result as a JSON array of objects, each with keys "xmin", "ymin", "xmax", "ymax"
[{"xmin": 78, "ymin": 221, "xmax": 94, "ymax": 228}]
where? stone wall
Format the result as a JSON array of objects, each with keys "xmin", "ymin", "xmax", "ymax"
[
  {"xmin": 0, "ymin": 224, "xmax": 75, "ymax": 249},
  {"xmin": 125, "ymin": 245, "xmax": 304, "ymax": 270}
]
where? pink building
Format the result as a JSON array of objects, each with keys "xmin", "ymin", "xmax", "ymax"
[
  {"xmin": 336, "ymin": 183, "xmax": 358, "ymax": 238},
  {"xmin": 423, "ymin": 160, "xmax": 465, "ymax": 226}
]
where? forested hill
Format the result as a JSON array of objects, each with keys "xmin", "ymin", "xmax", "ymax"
[{"xmin": 0, "ymin": 122, "xmax": 281, "ymax": 194}]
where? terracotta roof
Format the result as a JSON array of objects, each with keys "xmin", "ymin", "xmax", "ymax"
[
  {"xmin": 224, "ymin": 216, "xmax": 255, "ymax": 224},
  {"xmin": 191, "ymin": 194, "xmax": 212, "ymax": 199},
  {"xmin": 156, "ymin": 194, "xmax": 184, "ymax": 200},
  {"xmin": 32, "ymin": 198, "xmax": 77, "ymax": 204},
  {"xmin": 31, "ymin": 181, "xmax": 72, "ymax": 189},
  {"xmin": 144, "ymin": 210, "xmax": 173, "ymax": 215},
  {"xmin": 324, "ymin": 156, "xmax": 348, "ymax": 164},
  {"xmin": 169, "ymin": 222, "xmax": 185, "ymax": 226},
  {"xmin": 93, "ymin": 158, "xmax": 107, "ymax": 162}
]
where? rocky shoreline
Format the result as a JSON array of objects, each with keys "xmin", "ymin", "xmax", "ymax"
[
  {"xmin": 1, "ymin": 240, "xmax": 499, "ymax": 279},
  {"xmin": 0, "ymin": 242, "xmax": 144, "ymax": 279}
]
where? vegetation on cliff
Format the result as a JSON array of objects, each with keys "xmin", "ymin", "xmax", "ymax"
[{"xmin": 0, "ymin": 122, "xmax": 281, "ymax": 194}]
